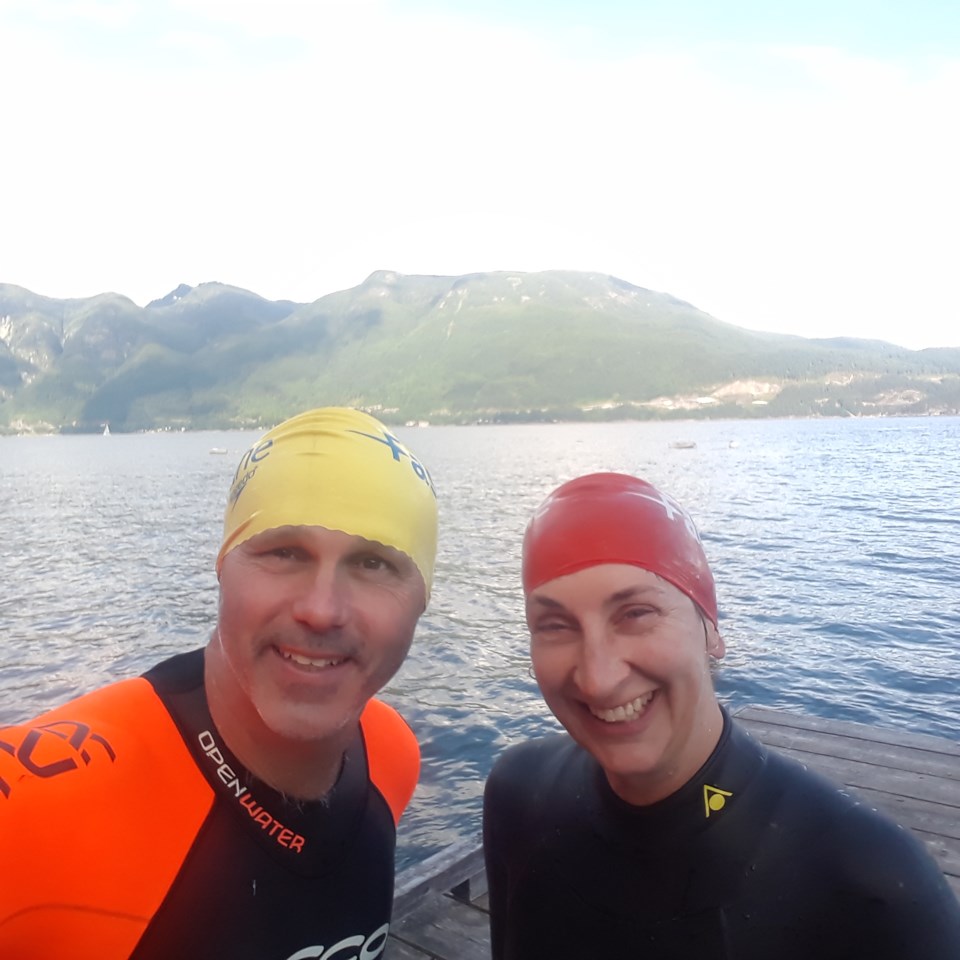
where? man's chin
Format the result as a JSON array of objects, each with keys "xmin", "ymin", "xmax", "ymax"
[{"xmin": 255, "ymin": 701, "xmax": 361, "ymax": 746}]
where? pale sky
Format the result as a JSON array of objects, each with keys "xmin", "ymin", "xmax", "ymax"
[{"xmin": 2, "ymin": 0, "xmax": 959, "ymax": 349}]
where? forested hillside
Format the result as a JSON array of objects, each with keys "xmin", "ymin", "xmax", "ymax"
[{"xmin": 2, "ymin": 271, "xmax": 958, "ymax": 432}]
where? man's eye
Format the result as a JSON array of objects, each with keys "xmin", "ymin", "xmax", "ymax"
[
  {"xmin": 267, "ymin": 546, "xmax": 300, "ymax": 560},
  {"xmin": 356, "ymin": 554, "xmax": 395, "ymax": 572}
]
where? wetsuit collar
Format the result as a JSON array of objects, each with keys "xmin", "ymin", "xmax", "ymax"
[
  {"xmin": 593, "ymin": 706, "xmax": 768, "ymax": 845},
  {"xmin": 143, "ymin": 649, "xmax": 370, "ymax": 877}
]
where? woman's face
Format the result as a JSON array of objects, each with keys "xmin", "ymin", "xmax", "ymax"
[{"xmin": 527, "ymin": 563, "xmax": 725, "ymax": 805}]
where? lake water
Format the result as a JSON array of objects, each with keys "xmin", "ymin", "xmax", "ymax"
[{"xmin": 2, "ymin": 416, "xmax": 959, "ymax": 870}]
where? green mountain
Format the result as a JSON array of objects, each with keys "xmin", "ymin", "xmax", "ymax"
[{"xmin": 2, "ymin": 271, "xmax": 958, "ymax": 432}]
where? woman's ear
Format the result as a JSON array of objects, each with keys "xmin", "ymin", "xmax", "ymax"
[{"xmin": 705, "ymin": 619, "xmax": 725, "ymax": 660}]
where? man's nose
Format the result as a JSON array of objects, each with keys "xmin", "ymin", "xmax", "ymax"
[{"xmin": 291, "ymin": 567, "xmax": 348, "ymax": 631}]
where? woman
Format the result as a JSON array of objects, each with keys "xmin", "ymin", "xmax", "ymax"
[{"xmin": 483, "ymin": 472, "xmax": 960, "ymax": 959}]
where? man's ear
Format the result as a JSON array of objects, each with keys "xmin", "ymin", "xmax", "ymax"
[{"xmin": 705, "ymin": 620, "xmax": 725, "ymax": 660}]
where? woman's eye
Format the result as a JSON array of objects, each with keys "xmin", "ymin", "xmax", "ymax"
[{"xmin": 620, "ymin": 606, "xmax": 655, "ymax": 624}]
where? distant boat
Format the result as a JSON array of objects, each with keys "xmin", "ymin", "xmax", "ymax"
[
  {"xmin": 209, "ymin": 447, "xmax": 228, "ymax": 455},
  {"xmin": 669, "ymin": 440, "xmax": 696, "ymax": 450},
  {"xmin": 102, "ymin": 423, "xmax": 110, "ymax": 436}
]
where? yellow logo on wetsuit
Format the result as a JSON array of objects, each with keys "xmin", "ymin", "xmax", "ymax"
[{"xmin": 703, "ymin": 783, "xmax": 733, "ymax": 817}]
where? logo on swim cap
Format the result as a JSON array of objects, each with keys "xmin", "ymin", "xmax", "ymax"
[
  {"xmin": 522, "ymin": 472, "xmax": 718, "ymax": 625},
  {"xmin": 345, "ymin": 427, "xmax": 437, "ymax": 495},
  {"xmin": 217, "ymin": 408, "xmax": 438, "ymax": 597}
]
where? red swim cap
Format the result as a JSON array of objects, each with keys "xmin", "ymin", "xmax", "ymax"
[{"xmin": 522, "ymin": 472, "xmax": 718, "ymax": 625}]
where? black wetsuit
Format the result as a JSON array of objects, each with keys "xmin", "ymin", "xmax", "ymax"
[{"xmin": 483, "ymin": 710, "xmax": 960, "ymax": 959}]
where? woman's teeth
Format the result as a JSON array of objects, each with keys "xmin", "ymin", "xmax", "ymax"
[{"xmin": 590, "ymin": 691, "xmax": 655, "ymax": 723}]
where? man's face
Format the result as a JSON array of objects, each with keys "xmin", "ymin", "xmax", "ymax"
[
  {"xmin": 527, "ymin": 563, "xmax": 725, "ymax": 805},
  {"xmin": 211, "ymin": 525, "xmax": 426, "ymax": 746}
]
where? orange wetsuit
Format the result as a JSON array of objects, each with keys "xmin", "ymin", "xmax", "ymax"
[{"xmin": 0, "ymin": 649, "xmax": 419, "ymax": 960}]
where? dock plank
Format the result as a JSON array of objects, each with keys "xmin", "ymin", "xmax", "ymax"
[
  {"xmin": 387, "ymin": 709, "xmax": 960, "ymax": 959},
  {"xmin": 752, "ymin": 741, "xmax": 960, "ymax": 806},
  {"xmin": 734, "ymin": 707, "xmax": 960, "ymax": 756},
  {"xmin": 392, "ymin": 837, "xmax": 485, "ymax": 919},
  {"xmin": 385, "ymin": 939, "xmax": 438, "ymax": 960},
  {"xmin": 389, "ymin": 894, "xmax": 490, "ymax": 960},
  {"xmin": 736, "ymin": 717, "xmax": 960, "ymax": 781}
]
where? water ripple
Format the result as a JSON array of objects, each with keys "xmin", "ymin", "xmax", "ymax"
[{"xmin": 2, "ymin": 417, "xmax": 958, "ymax": 869}]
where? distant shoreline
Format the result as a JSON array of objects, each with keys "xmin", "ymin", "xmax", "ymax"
[{"xmin": 5, "ymin": 409, "xmax": 959, "ymax": 438}]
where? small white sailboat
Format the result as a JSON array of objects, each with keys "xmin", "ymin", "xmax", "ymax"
[{"xmin": 102, "ymin": 423, "xmax": 111, "ymax": 436}]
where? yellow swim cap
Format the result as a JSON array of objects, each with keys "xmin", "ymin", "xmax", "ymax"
[{"xmin": 217, "ymin": 408, "xmax": 438, "ymax": 597}]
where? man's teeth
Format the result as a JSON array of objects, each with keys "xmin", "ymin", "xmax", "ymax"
[
  {"xmin": 590, "ymin": 692, "xmax": 654, "ymax": 723},
  {"xmin": 281, "ymin": 651, "xmax": 345, "ymax": 668}
]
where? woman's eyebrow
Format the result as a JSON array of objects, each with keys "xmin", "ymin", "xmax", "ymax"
[
  {"xmin": 607, "ymin": 585, "xmax": 661, "ymax": 604},
  {"xmin": 530, "ymin": 582, "xmax": 665, "ymax": 610},
  {"xmin": 528, "ymin": 594, "xmax": 566, "ymax": 609}
]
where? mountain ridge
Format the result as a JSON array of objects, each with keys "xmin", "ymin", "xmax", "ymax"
[{"xmin": 2, "ymin": 271, "xmax": 958, "ymax": 433}]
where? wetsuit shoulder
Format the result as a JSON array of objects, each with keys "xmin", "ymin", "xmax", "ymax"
[
  {"xmin": 485, "ymin": 733, "xmax": 577, "ymax": 832},
  {"xmin": 360, "ymin": 697, "xmax": 420, "ymax": 826},
  {"xmin": 745, "ymin": 744, "xmax": 960, "ymax": 957},
  {"xmin": 484, "ymin": 733, "xmax": 587, "ymax": 960},
  {"xmin": 487, "ymin": 733, "xmax": 578, "ymax": 789},
  {"xmin": 0, "ymin": 675, "xmax": 212, "ymax": 957}
]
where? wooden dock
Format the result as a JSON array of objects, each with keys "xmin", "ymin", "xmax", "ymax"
[{"xmin": 386, "ymin": 707, "xmax": 960, "ymax": 959}]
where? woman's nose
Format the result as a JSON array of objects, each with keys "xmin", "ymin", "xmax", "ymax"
[{"xmin": 573, "ymin": 631, "xmax": 631, "ymax": 701}]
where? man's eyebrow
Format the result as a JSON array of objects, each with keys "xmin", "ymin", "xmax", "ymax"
[
  {"xmin": 346, "ymin": 539, "xmax": 418, "ymax": 571},
  {"xmin": 348, "ymin": 538, "xmax": 407, "ymax": 558},
  {"xmin": 252, "ymin": 525, "xmax": 301, "ymax": 540},
  {"xmin": 244, "ymin": 527, "xmax": 293, "ymax": 545}
]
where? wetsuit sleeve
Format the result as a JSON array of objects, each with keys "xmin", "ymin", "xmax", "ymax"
[
  {"xmin": 822, "ymin": 802, "xmax": 960, "ymax": 957},
  {"xmin": 483, "ymin": 743, "xmax": 536, "ymax": 960},
  {"xmin": 360, "ymin": 698, "xmax": 420, "ymax": 827},
  {"xmin": 482, "ymin": 770, "xmax": 507, "ymax": 960}
]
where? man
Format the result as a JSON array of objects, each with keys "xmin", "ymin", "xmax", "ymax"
[
  {"xmin": 1, "ymin": 408, "xmax": 438, "ymax": 960},
  {"xmin": 484, "ymin": 471, "xmax": 960, "ymax": 959}
]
